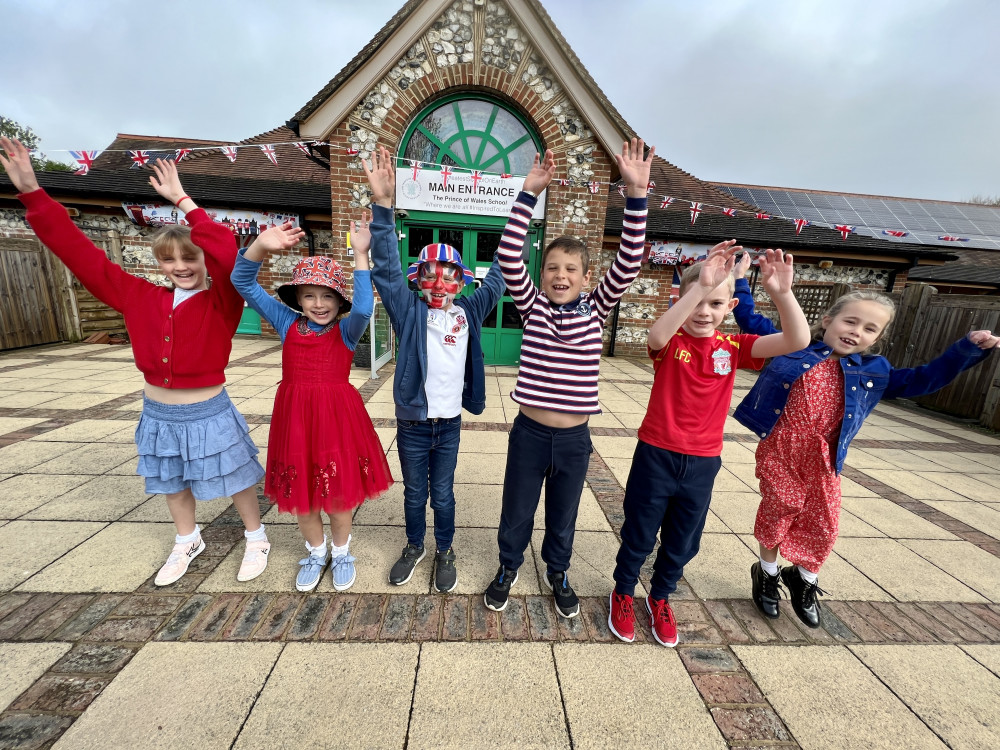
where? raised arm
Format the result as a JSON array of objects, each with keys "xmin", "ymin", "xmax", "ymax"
[
  {"xmin": 363, "ymin": 146, "xmax": 412, "ymax": 325},
  {"xmin": 885, "ymin": 331, "xmax": 998, "ymax": 399},
  {"xmin": 749, "ymin": 249, "xmax": 811, "ymax": 358},
  {"xmin": 341, "ymin": 212, "xmax": 375, "ymax": 350},
  {"xmin": 232, "ymin": 223, "xmax": 306, "ymax": 339},
  {"xmin": 732, "ymin": 252, "xmax": 779, "ymax": 335},
  {"xmin": 591, "ymin": 139, "xmax": 652, "ymax": 318}
]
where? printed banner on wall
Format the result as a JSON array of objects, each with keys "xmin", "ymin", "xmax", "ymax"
[
  {"xmin": 647, "ymin": 241, "xmax": 715, "ymax": 265},
  {"xmin": 122, "ymin": 203, "xmax": 300, "ymax": 235},
  {"xmin": 395, "ymin": 169, "xmax": 546, "ymax": 219}
]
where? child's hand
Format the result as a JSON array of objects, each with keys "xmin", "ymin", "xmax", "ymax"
[
  {"xmin": 149, "ymin": 159, "xmax": 187, "ymax": 205},
  {"xmin": 733, "ymin": 251, "xmax": 753, "ymax": 280},
  {"xmin": 361, "ymin": 146, "xmax": 395, "ymax": 206},
  {"xmin": 698, "ymin": 239, "xmax": 741, "ymax": 290},
  {"xmin": 758, "ymin": 249, "xmax": 795, "ymax": 296},
  {"xmin": 350, "ymin": 210, "xmax": 372, "ymax": 257},
  {"xmin": 615, "ymin": 138, "xmax": 655, "ymax": 197},
  {"xmin": 250, "ymin": 223, "xmax": 305, "ymax": 255},
  {"xmin": 0, "ymin": 137, "xmax": 41, "ymax": 194},
  {"xmin": 523, "ymin": 150, "xmax": 555, "ymax": 195},
  {"xmin": 968, "ymin": 330, "xmax": 1000, "ymax": 350}
]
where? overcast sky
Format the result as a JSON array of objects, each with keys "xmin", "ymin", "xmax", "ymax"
[{"xmin": 2, "ymin": 0, "xmax": 997, "ymax": 202}]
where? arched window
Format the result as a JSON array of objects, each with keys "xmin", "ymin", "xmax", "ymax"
[{"xmin": 401, "ymin": 94, "xmax": 543, "ymax": 175}]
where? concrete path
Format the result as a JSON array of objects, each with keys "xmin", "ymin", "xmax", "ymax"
[{"xmin": 0, "ymin": 338, "xmax": 998, "ymax": 749}]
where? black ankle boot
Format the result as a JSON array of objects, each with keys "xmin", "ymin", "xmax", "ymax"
[
  {"xmin": 751, "ymin": 562, "xmax": 781, "ymax": 619},
  {"xmin": 780, "ymin": 566, "xmax": 825, "ymax": 628}
]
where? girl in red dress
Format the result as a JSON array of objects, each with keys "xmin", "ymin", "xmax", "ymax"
[{"xmin": 232, "ymin": 214, "xmax": 392, "ymax": 592}]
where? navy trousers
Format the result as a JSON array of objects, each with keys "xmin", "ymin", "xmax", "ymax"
[
  {"xmin": 497, "ymin": 413, "xmax": 592, "ymax": 574},
  {"xmin": 613, "ymin": 440, "xmax": 722, "ymax": 600}
]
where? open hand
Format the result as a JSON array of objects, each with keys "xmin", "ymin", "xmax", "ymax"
[
  {"xmin": 361, "ymin": 146, "xmax": 395, "ymax": 206},
  {"xmin": 758, "ymin": 249, "xmax": 795, "ymax": 296},
  {"xmin": 733, "ymin": 251, "xmax": 753, "ymax": 279},
  {"xmin": 0, "ymin": 137, "xmax": 41, "ymax": 193},
  {"xmin": 350, "ymin": 210, "xmax": 372, "ymax": 257},
  {"xmin": 968, "ymin": 330, "xmax": 1000, "ymax": 350},
  {"xmin": 699, "ymin": 239, "xmax": 741, "ymax": 290},
  {"xmin": 523, "ymin": 150, "xmax": 555, "ymax": 195},
  {"xmin": 615, "ymin": 138, "xmax": 655, "ymax": 196},
  {"xmin": 251, "ymin": 222, "xmax": 305, "ymax": 255},
  {"xmin": 149, "ymin": 159, "xmax": 187, "ymax": 204}
]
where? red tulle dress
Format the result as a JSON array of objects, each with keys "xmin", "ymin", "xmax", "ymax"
[{"xmin": 265, "ymin": 318, "xmax": 392, "ymax": 514}]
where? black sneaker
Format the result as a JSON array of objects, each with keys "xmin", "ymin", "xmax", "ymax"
[
  {"xmin": 484, "ymin": 566, "xmax": 518, "ymax": 612},
  {"xmin": 434, "ymin": 548, "xmax": 458, "ymax": 593},
  {"xmin": 388, "ymin": 544, "xmax": 425, "ymax": 585},
  {"xmin": 780, "ymin": 566, "xmax": 825, "ymax": 628},
  {"xmin": 751, "ymin": 562, "xmax": 782, "ymax": 619},
  {"xmin": 544, "ymin": 570, "xmax": 580, "ymax": 618}
]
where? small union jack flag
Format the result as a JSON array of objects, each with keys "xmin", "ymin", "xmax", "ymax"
[
  {"xmin": 294, "ymin": 142, "xmax": 311, "ymax": 156},
  {"xmin": 646, "ymin": 181, "xmax": 655, "ymax": 195},
  {"xmin": 793, "ymin": 219, "xmax": 811, "ymax": 235},
  {"xmin": 259, "ymin": 144, "xmax": 278, "ymax": 165},
  {"xmin": 69, "ymin": 150, "xmax": 100, "ymax": 175},
  {"xmin": 500, "ymin": 172, "xmax": 513, "ymax": 179},
  {"xmin": 689, "ymin": 202, "xmax": 703, "ymax": 225},
  {"xmin": 439, "ymin": 165, "xmax": 453, "ymax": 188},
  {"xmin": 409, "ymin": 160, "xmax": 422, "ymax": 180},
  {"xmin": 617, "ymin": 184, "xmax": 626, "ymax": 198},
  {"xmin": 556, "ymin": 178, "xmax": 570, "ymax": 186},
  {"xmin": 882, "ymin": 229, "xmax": 908, "ymax": 238},
  {"xmin": 587, "ymin": 181, "xmax": 601, "ymax": 194},
  {"xmin": 345, "ymin": 147, "xmax": 359, "ymax": 156},
  {"xmin": 470, "ymin": 170, "xmax": 483, "ymax": 191},
  {"xmin": 175, "ymin": 149, "xmax": 191, "ymax": 162},
  {"xmin": 129, "ymin": 150, "xmax": 150, "ymax": 168},
  {"xmin": 220, "ymin": 146, "xmax": 238, "ymax": 163},
  {"xmin": 754, "ymin": 212, "xmax": 771, "ymax": 220},
  {"xmin": 835, "ymin": 224, "xmax": 854, "ymax": 241},
  {"xmin": 938, "ymin": 235, "xmax": 970, "ymax": 241},
  {"xmin": 660, "ymin": 197, "xmax": 675, "ymax": 209},
  {"xmin": 722, "ymin": 207, "xmax": 737, "ymax": 217}
]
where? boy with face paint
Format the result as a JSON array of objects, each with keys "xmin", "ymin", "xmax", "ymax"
[{"xmin": 364, "ymin": 147, "xmax": 507, "ymax": 593}]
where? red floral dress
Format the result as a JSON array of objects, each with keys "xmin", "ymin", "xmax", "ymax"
[
  {"xmin": 265, "ymin": 319, "xmax": 392, "ymax": 514},
  {"xmin": 753, "ymin": 356, "xmax": 844, "ymax": 572}
]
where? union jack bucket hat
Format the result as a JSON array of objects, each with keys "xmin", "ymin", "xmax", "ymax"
[
  {"xmin": 406, "ymin": 243, "xmax": 475, "ymax": 285},
  {"xmin": 276, "ymin": 256, "xmax": 352, "ymax": 314}
]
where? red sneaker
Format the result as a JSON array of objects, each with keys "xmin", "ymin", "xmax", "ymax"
[
  {"xmin": 608, "ymin": 591, "xmax": 635, "ymax": 642},
  {"xmin": 646, "ymin": 596, "xmax": 678, "ymax": 647}
]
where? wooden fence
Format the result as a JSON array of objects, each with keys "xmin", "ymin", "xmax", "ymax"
[
  {"xmin": 885, "ymin": 284, "xmax": 1000, "ymax": 430},
  {"xmin": 0, "ymin": 237, "xmax": 67, "ymax": 350}
]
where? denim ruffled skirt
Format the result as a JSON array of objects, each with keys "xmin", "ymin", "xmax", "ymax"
[{"xmin": 135, "ymin": 389, "xmax": 264, "ymax": 500}]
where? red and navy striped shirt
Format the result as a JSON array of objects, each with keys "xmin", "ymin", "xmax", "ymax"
[{"xmin": 498, "ymin": 192, "xmax": 648, "ymax": 414}]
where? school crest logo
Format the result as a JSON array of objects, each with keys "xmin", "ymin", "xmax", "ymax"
[{"xmin": 712, "ymin": 349, "xmax": 732, "ymax": 376}]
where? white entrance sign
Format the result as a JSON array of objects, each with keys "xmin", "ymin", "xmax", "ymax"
[{"xmin": 395, "ymin": 168, "xmax": 546, "ymax": 219}]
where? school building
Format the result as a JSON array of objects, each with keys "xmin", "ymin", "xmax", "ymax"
[{"xmin": 5, "ymin": 0, "xmax": 997, "ymax": 362}]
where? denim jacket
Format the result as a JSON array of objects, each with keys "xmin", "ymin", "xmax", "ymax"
[
  {"xmin": 369, "ymin": 204, "xmax": 506, "ymax": 421},
  {"xmin": 732, "ymin": 279, "xmax": 993, "ymax": 473}
]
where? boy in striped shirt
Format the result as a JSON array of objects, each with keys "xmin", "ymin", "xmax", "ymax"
[{"xmin": 483, "ymin": 140, "xmax": 653, "ymax": 617}]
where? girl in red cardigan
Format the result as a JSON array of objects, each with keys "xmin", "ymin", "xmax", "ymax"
[{"xmin": 1, "ymin": 137, "xmax": 269, "ymax": 587}]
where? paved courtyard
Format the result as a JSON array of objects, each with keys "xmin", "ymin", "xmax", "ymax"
[{"xmin": 0, "ymin": 337, "xmax": 999, "ymax": 749}]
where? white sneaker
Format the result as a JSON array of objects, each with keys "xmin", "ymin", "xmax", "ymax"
[
  {"xmin": 155, "ymin": 537, "xmax": 205, "ymax": 586},
  {"xmin": 237, "ymin": 539, "xmax": 271, "ymax": 582}
]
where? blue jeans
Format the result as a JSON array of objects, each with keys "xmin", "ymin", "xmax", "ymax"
[{"xmin": 396, "ymin": 416, "xmax": 462, "ymax": 551}]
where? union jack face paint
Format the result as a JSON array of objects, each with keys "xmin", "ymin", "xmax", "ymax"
[{"xmin": 418, "ymin": 261, "xmax": 462, "ymax": 309}]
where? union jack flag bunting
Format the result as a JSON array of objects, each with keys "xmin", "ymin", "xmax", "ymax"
[
  {"xmin": 174, "ymin": 149, "xmax": 191, "ymax": 162},
  {"xmin": 646, "ymin": 181, "xmax": 655, "ymax": 195},
  {"xmin": 500, "ymin": 172, "xmax": 513, "ymax": 179},
  {"xmin": 617, "ymin": 184, "xmax": 626, "ymax": 198},
  {"xmin": 409, "ymin": 160, "xmax": 422, "ymax": 180},
  {"xmin": 793, "ymin": 219, "xmax": 811, "ymax": 235},
  {"xmin": 128, "ymin": 150, "xmax": 149, "ymax": 168},
  {"xmin": 220, "ymin": 146, "xmax": 239, "ymax": 163},
  {"xmin": 556, "ymin": 178, "xmax": 569, "ymax": 186},
  {"xmin": 660, "ymin": 197, "xmax": 675, "ymax": 209},
  {"xmin": 470, "ymin": 170, "xmax": 483, "ymax": 191},
  {"xmin": 587, "ymin": 181, "xmax": 601, "ymax": 194},
  {"xmin": 938, "ymin": 235, "xmax": 970, "ymax": 242},
  {"xmin": 835, "ymin": 224, "xmax": 854, "ymax": 241},
  {"xmin": 345, "ymin": 147, "xmax": 359, "ymax": 156},
  {"xmin": 294, "ymin": 142, "xmax": 311, "ymax": 156},
  {"xmin": 882, "ymin": 229, "xmax": 908, "ymax": 238},
  {"xmin": 259, "ymin": 144, "xmax": 278, "ymax": 166},
  {"xmin": 754, "ymin": 212, "xmax": 771, "ymax": 220},
  {"xmin": 722, "ymin": 207, "xmax": 737, "ymax": 217},
  {"xmin": 689, "ymin": 202, "xmax": 703, "ymax": 225},
  {"xmin": 439, "ymin": 165, "xmax": 453, "ymax": 188},
  {"xmin": 69, "ymin": 150, "xmax": 100, "ymax": 175}
]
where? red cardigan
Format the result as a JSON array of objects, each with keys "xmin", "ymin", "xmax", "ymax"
[{"xmin": 19, "ymin": 189, "xmax": 244, "ymax": 389}]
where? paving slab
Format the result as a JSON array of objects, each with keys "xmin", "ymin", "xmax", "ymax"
[
  {"xmin": 23, "ymin": 475, "xmax": 149, "ymax": 521},
  {"xmin": 709, "ymin": 491, "xmax": 764, "ymax": 534},
  {"xmin": 835, "ymin": 538, "xmax": 987, "ymax": 602},
  {"xmin": 908, "ymin": 450, "xmax": 1000, "ymax": 474},
  {"xmin": 529, "ymin": 528, "xmax": 634, "ymax": 597},
  {"xmin": 961, "ymin": 645, "xmax": 1000, "ymax": 677},
  {"xmin": 453, "ymin": 526, "xmax": 543, "ymax": 596},
  {"xmin": 0, "ymin": 440, "xmax": 80, "ymax": 473},
  {"xmin": 901, "ymin": 539, "xmax": 1000, "ymax": 602},
  {"xmin": 555, "ymin": 643, "xmax": 725, "ymax": 749},
  {"xmin": 121, "ymin": 494, "xmax": 232, "ymax": 523},
  {"xmin": 683, "ymin": 533, "xmax": 755, "ymax": 600},
  {"xmin": 409, "ymin": 643, "xmax": 568, "ymax": 749},
  {"xmin": 0, "ymin": 643, "xmax": 73, "ymax": 711},
  {"xmin": 0, "ymin": 417, "xmax": 46, "ymax": 434},
  {"xmin": 0, "ymin": 520, "xmax": 104, "ymax": 591},
  {"xmin": 852, "ymin": 645, "xmax": 1000, "ymax": 750},
  {"xmin": 857, "ymin": 469, "xmax": 969, "ymax": 501},
  {"xmin": 840, "ymin": 497, "xmax": 959, "ymax": 540},
  {"xmin": 921, "ymin": 500, "xmax": 1000, "ymax": 540},
  {"xmin": 27, "ymin": 442, "xmax": 138, "ymax": 475},
  {"xmin": 53, "ymin": 642, "xmax": 282, "ymax": 750},
  {"xmin": 233, "ymin": 643, "xmax": 417, "ymax": 749},
  {"xmin": 26, "ymin": 419, "xmax": 135, "ymax": 443},
  {"xmin": 734, "ymin": 645, "xmax": 947, "ymax": 749},
  {"xmin": 0, "ymin": 474, "xmax": 92, "ymax": 519},
  {"xmin": 17, "ymin": 522, "xmax": 173, "ymax": 593},
  {"xmin": 915, "ymin": 471, "xmax": 997, "ymax": 503}
]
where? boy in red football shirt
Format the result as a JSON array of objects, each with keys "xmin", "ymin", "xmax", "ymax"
[{"xmin": 608, "ymin": 242, "xmax": 810, "ymax": 646}]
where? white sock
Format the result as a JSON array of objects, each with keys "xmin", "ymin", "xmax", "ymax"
[
  {"xmin": 176, "ymin": 526, "xmax": 201, "ymax": 545},
  {"xmin": 306, "ymin": 536, "xmax": 328, "ymax": 559},
  {"xmin": 244, "ymin": 524, "xmax": 268, "ymax": 543},
  {"xmin": 797, "ymin": 565, "xmax": 818, "ymax": 585},
  {"xmin": 759, "ymin": 557, "xmax": 779, "ymax": 577},
  {"xmin": 331, "ymin": 534, "xmax": 351, "ymax": 558}
]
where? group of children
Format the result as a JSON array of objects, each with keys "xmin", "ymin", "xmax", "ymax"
[{"xmin": 2, "ymin": 134, "xmax": 997, "ymax": 643}]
